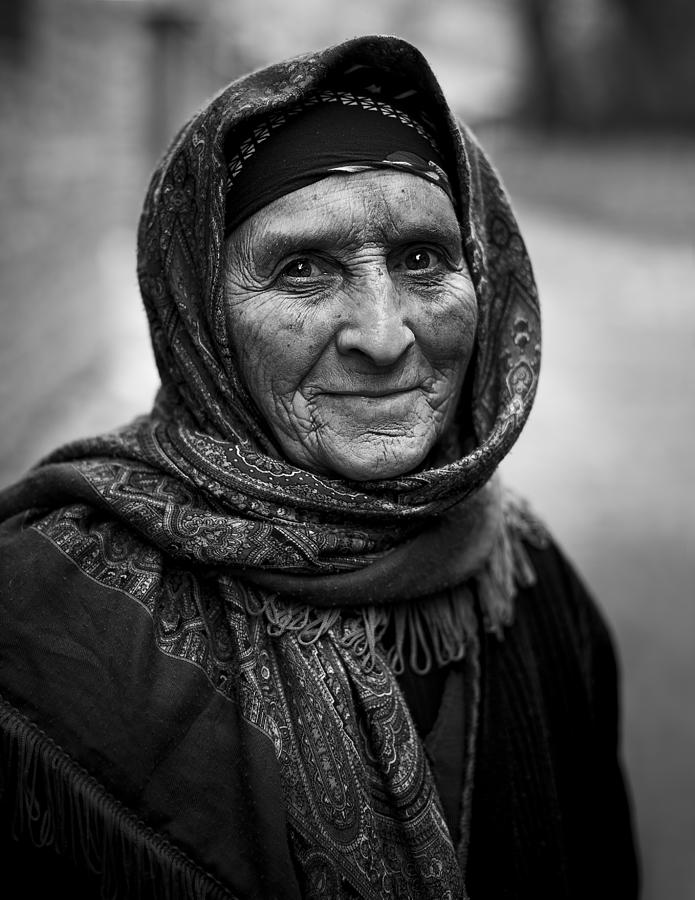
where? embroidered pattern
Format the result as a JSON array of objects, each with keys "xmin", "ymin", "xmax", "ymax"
[
  {"xmin": 225, "ymin": 90, "xmax": 443, "ymax": 191},
  {"xmin": 31, "ymin": 503, "xmax": 465, "ymax": 899}
]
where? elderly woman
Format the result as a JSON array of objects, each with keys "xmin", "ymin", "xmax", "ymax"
[{"xmin": 0, "ymin": 35, "xmax": 638, "ymax": 900}]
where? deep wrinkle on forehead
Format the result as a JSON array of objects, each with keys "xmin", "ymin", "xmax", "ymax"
[{"xmin": 240, "ymin": 174, "xmax": 464, "ymax": 275}]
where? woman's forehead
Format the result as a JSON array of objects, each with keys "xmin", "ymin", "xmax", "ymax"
[{"xmin": 233, "ymin": 170, "xmax": 461, "ymax": 255}]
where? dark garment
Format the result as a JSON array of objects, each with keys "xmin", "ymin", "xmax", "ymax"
[
  {"xmin": 467, "ymin": 541, "xmax": 640, "ymax": 899},
  {"xmin": 397, "ymin": 537, "xmax": 640, "ymax": 899},
  {"xmin": 0, "ymin": 528, "xmax": 639, "ymax": 899}
]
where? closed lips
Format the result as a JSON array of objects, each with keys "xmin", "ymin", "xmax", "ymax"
[{"xmin": 326, "ymin": 387, "xmax": 419, "ymax": 398}]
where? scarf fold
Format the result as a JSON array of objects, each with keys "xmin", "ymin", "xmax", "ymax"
[{"xmin": 231, "ymin": 478, "xmax": 544, "ymax": 673}]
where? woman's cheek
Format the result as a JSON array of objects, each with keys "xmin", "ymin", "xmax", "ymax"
[
  {"xmin": 232, "ymin": 294, "xmax": 332, "ymax": 396},
  {"xmin": 416, "ymin": 281, "xmax": 478, "ymax": 362}
]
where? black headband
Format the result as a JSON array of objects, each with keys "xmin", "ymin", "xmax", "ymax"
[{"xmin": 224, "ymin": 91, "xmax": 454, "ymax": 235}]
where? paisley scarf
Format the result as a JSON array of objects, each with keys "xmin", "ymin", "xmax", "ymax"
[{"xmin": 0, "ymin": 35, "xmax": 543, "ymax": 899}]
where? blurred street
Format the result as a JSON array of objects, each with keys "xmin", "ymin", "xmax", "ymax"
[
  {"xmin": 494, "ymin": 129, "xmax": 695, "ymax": 900},
  {"xmin": 1, "ymin": 2, "xmax": 694, "ymax": 898}
]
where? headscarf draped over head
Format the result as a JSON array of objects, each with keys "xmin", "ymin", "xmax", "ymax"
[{"xmin": 138, "ymin": 36, "xmax": 540, "ymax": 478}]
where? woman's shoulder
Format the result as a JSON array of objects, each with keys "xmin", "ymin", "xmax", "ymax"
[
  {"xmin": 502, "ymin": 489, "xmax": 619, "ymax": 668},
  {"xmin": 0, "ymin": 489, "xmax": 250, "ymax": 723},
  {"xmin": 0, "ymin": 499, "xmax": 163, "ymax": 711},
  {"xmin": 0, "ymin": 497, "xmax": 163, "ymax": 618},
  {"xmin": 0, "ymin": 495, "xmax": 252, "ymax": 798}
]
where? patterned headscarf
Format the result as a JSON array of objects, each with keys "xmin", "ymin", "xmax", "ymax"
[{"xmin": 133, "ymin": 35, "xmax": 539, "ymax": 507}]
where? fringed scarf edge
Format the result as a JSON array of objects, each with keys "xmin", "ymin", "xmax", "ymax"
[
  {"xmin": 233, "ymin": 490, "xmax": 549, "ymax": 675},
  {"xmin": 0, "ymin": 695, "xmax": 236, "ymax": 900}
]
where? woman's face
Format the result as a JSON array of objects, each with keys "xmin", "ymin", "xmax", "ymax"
[{"xmin": 224, "ymin": 170, "xmax": 477, "ymax": 481}]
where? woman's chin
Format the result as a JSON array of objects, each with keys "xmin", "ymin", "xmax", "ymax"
[{"xmin": 314, "ymin": 435, "xmax": 433, "ymax": 482}]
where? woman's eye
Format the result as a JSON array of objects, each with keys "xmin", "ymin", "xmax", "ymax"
[
  {"xmin": 280, "ymin": 258, "xmax": 315, "ymax": 279},
  {"xmin": 403, "ymin": 248, "xmax": 438, "ymax": 271}
]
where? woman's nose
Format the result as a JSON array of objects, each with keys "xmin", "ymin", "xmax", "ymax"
[{"xmin": 335, "ymin": 272, "xmax": 415, "ymax": 366}]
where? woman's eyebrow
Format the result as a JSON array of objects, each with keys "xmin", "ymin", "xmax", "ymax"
[
  {"xmin": 249, "ymin": 223, "xmax": 352, "ymax": 269},
  {"xmin": 392, "ymin": 219, "xmax": 462, "ymax": 246},
  {"xmin": 253, "ymin": 217, "xmax": 462, "ymax": 259}
]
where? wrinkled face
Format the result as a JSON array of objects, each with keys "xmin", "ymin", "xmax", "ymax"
[{"xmin": 223, "ymin": 170, "xmax": 477, "ymax": 481}]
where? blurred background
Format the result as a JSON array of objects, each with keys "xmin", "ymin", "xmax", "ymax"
[{"xmin": 0, "ymin": 0, "xmax": 693, "ymax": 895}]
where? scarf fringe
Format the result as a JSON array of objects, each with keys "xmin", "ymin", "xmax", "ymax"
[
  {"xmin": 237, "ymin": 493, "xmax": 548, "ymax": 675},
  {"xmin": 0, "ymin": 696, "xmax": 234, "ymax": 900}
]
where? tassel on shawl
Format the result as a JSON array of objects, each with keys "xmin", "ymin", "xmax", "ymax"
[{"xmin": 0, "ymin": 696, "xmax": 234, "ymax": 900}]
